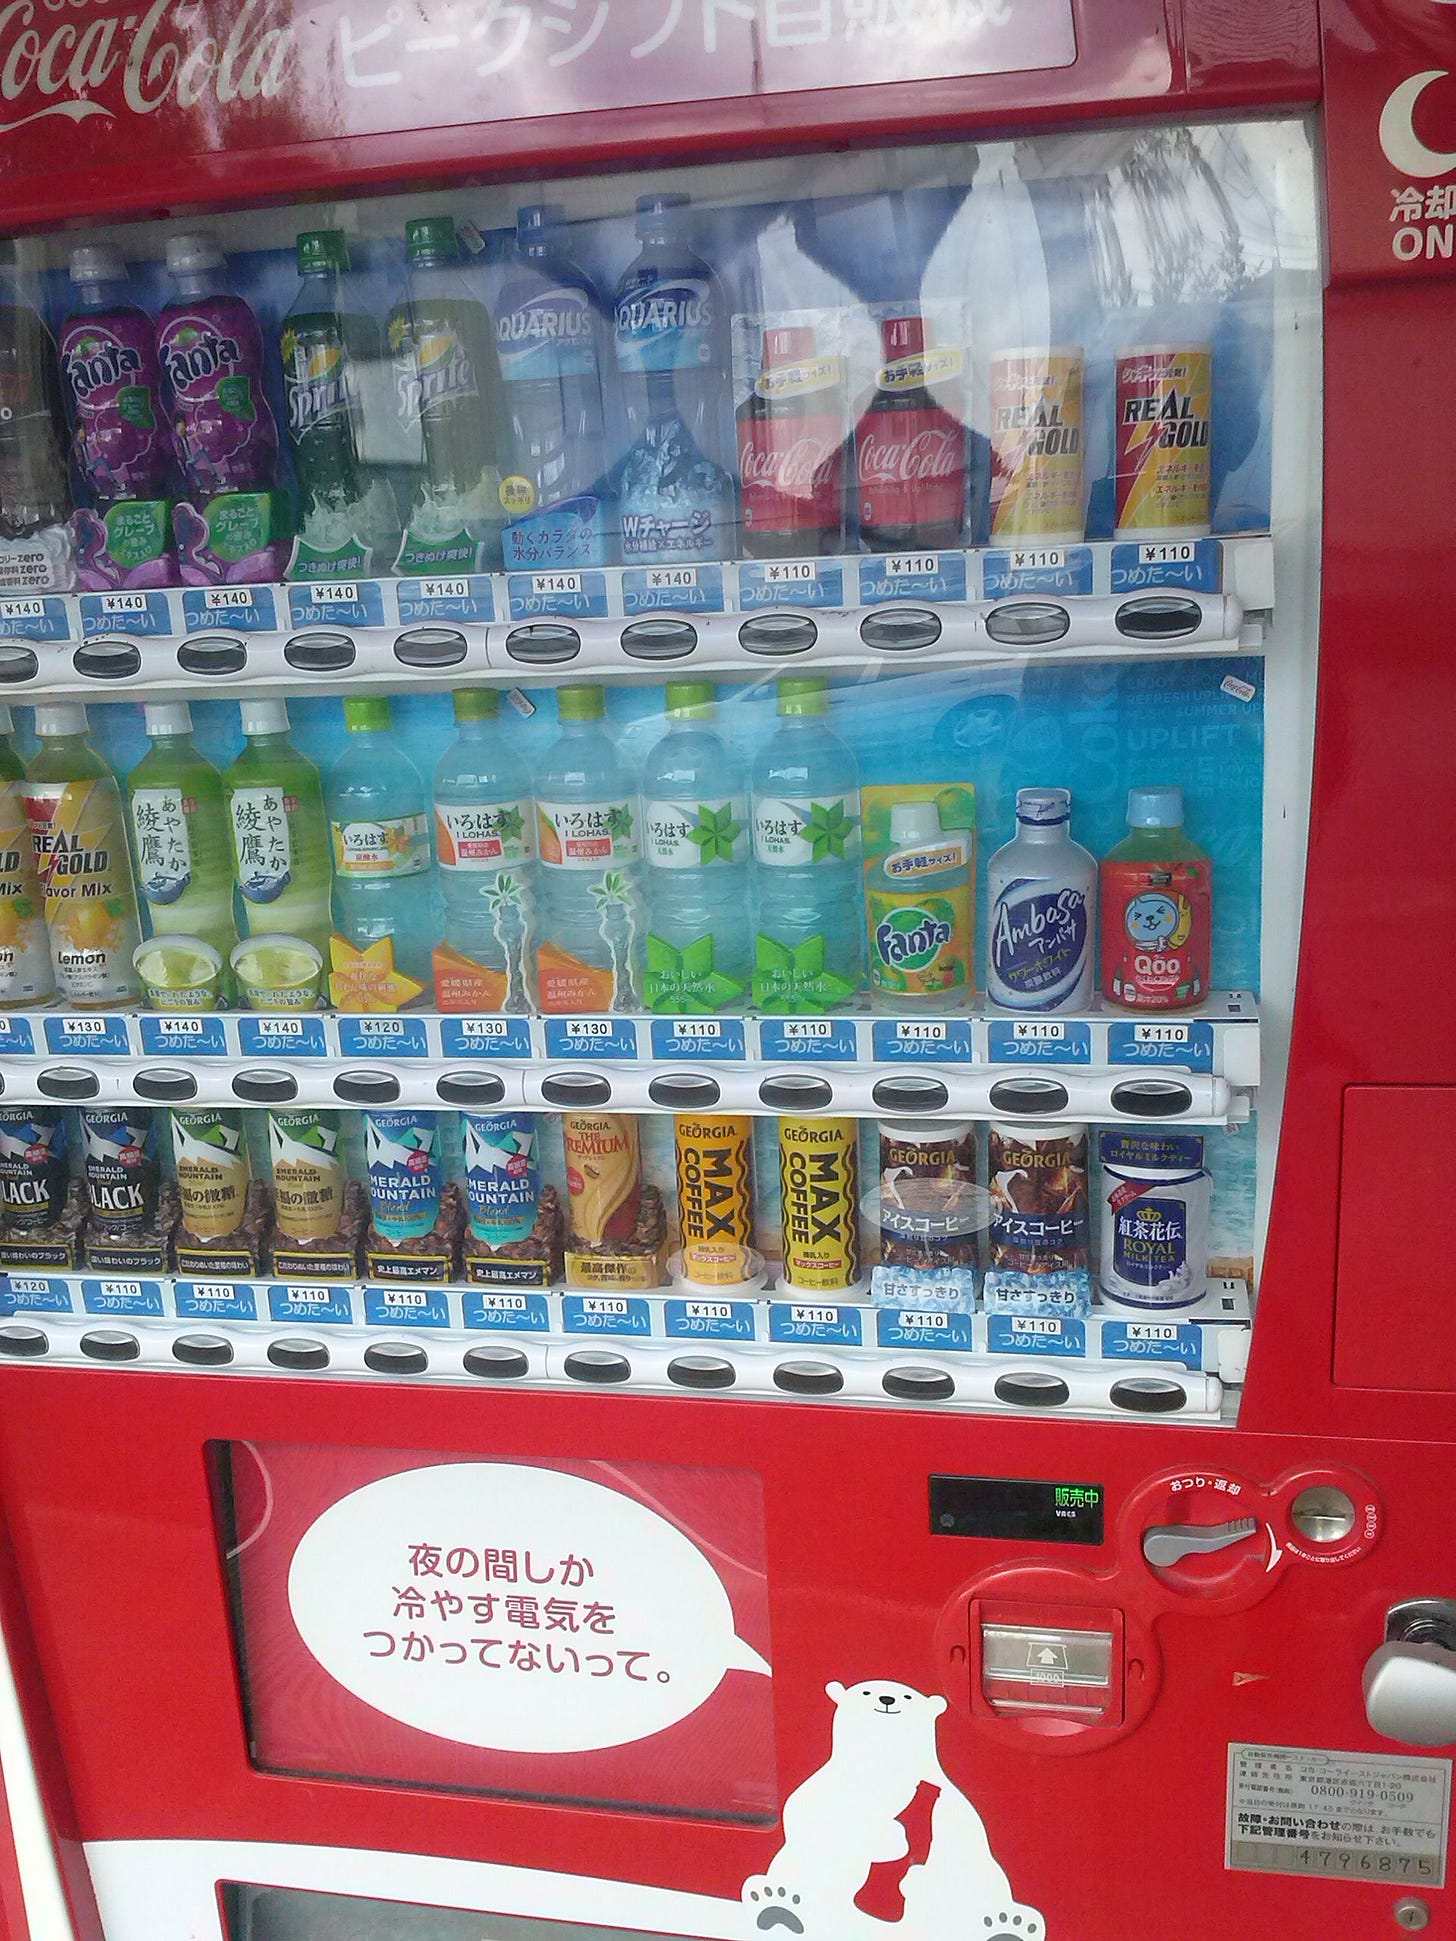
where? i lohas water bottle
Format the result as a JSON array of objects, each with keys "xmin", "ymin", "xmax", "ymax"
[
  {"xmin": 432, "ymin": 688, "xmax": 536, "ymax": 1015},
  {"xmin": 534, "ymin": 684, "xmax": 643, "ymax": 1015},
  {"xmin": 325, "ymin": 696, "xmax": 437, "ymax": 1012},
  {"xmin": 751, "ymin": 677, "xmax": 863, "ymax": 1014},
  {"xmin": 613, "ymin": 193, "xmax": 735, "ymax": 567},
  {"xmin": 641, "ymin": 682, "xmax": 750, "ymax": 1014},
  {"xmin": 497, "ymin": 204, "xmax": 612, "ymax": 569},
  {"xmin": 986, "ymin": 786, "xmax": 1098, "ymax": 1012}
]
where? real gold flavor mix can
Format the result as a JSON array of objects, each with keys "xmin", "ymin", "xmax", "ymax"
[
  {"xmin": 675, "ymin": 1113, "xmax": 755, "ymax": 1285},
  {"xmin": 989, "ymin": 346, "xmax": 1085, "ymax": 542},
  {"xmin": 1114, "ymin": 344, "xmax": 1212, "ymax": 537},
  {"xmin": 777, "ymin": 1116, "xmax": 860, "ymax": 1291}
]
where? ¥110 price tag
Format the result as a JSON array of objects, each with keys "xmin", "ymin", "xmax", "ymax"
[
  {"xmin": 561, "ymin": 1293, "xmax": 652, "ymax": 1336},
  {"xmin": 738, "ymin": 558, "xmax": 848, "ymax": 609},
  {"xmin": 173, "ymin": 1280, "xmax": 261, "ymax": 1321},
  {"xmin": 858, "ymin": 552, "xmax": 969, "ymax": 604},
  {"xmin": 463, "ymin": 1289, "xmax": 552, "ymax": 1332},
  {"xmin": 80, "ymin": 1278, "xmax": 164, "ymax": 1316},
  {"xmin": 1110, "ymin": 538, "xmax": 1220, "ymax": 593},
  {"xmin": 1107, "ymin": 1019, "xmax": 1214, "ymax": 1071},
  {"xmin": 363, "ymin": 1286, "xmax": 451, "ymax": 1328},
  {"xmin": 986, "ymin": 1314, "xmax": 1086, "ymax": 1357},
  {"xmin": 267, "ymin": 1284, "xmax": 355, "ymax": 1325},
  {"xmin": 663, "ymin": 1298, "xmax": 757, "ymax": 1341},
  {"xmin": 983, "ymin": 545, "xmax": 1093, "ymax": 598},
  {"xmin": 769, "ymin": 1302, "xmax": 863, "ymax": 1346},
  {"xmin": 870, "ymin": 1018, "xmax": 974, "ymax": 1063},
  {"xmin": 650, "ymin": 1018, "xmax": 746, "ymax": 1061},
  {"xmin": 876, "ymin": 1308, "xmax": 975, "ymax": 1352},
  {"xmin": 1100, "ymin": 1319, "xmax": 1203, "ymax": 1369},
  {"xmin": 544, "ymin": 1017, "xmax": 638, "ymax": 1059},
  {"xmin": 758, "ymin": 1017, "xmax": 858, "ymax": 1062},
  {"xmin": 987, "ymin": 1018, "xmax": 1092, "ymax": 1065}
]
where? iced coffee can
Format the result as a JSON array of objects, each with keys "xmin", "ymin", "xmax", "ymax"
[
  {"xmin": 1114, "ymin": 345, "xmax": 1212, "ymax": 538},
  {"xmin": 989, "ymin": 347, "xmax": 1085, "ymax": 543}
]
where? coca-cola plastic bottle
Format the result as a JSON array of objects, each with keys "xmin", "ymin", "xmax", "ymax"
[
  {"xmin": 855, "ymin": 314, "xmax": 966, "ymax": 552},
  {"xmin": 737, "ymin": 323, "xmax": 845, "ymax": 558}
]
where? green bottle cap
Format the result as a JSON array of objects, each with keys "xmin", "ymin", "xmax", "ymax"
[
  {"xmin": 453, "ymin": 688, "xmax": 500, "ymax": 724},
  {"xmin": 344, "ymin": 695, "xmax": 392, "ymax": 733},
  {"xmin": 665, "ymin": 681, "xmax": 715, "ymax": 719},
  {"xmin": 406, "ymin": 215, "xmax": 459, "ymax": 262},
  {"xmin": 297, "ymin": 229, "xmax": 350, "ymax": 275},
  {"xmin": 776, "ymin": 676, "xmax": 829, "ymax": 716},
  {"xmin": 558, "ymin": 685, "xmax": 605, "ymax": 722}
]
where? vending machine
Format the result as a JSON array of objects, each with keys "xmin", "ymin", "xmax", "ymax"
[{"xmin": 0, "ymin": 2, "xmax": 1446, "ymax": 1938}]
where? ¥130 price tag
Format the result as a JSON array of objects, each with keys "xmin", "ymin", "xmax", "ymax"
[{"xmin": 544, "ymin": 1017, "xmax": 638, "ymax": 1059}]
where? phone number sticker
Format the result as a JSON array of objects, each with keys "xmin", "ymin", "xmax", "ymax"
[{"xmin": 1227, "ymin": 1744, "xmax": 1451, "ymax": 1885}]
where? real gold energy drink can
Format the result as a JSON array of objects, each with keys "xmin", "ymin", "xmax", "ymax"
[
  {"xmin": 989, "ymin": 347, "xmax": 1085, "ymax": 543},
  {"xmin": 778, "ymin": 1116, "xmax": 860, "ymax": 1292},
  {"xmin": 1115, "ymin": 345, "xmax": 1212, "ymax": 537},
  {"xmin": 675, "ymin": 1114, "xmax": 755, "ymax": 1286}
]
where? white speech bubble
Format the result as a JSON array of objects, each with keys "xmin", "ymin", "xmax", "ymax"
[{"xmin": 287, "ymin": 1461, "xmax": 770, "ymax": 1753}]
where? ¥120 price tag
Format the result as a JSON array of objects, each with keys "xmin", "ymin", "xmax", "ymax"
[
  {"xmin": 544, "ymin": 1017, "xmax": 638, "ymax": 1059},
  {"xmin": 870, "ymin": 1018, "xmax": 974, "ymax": 1063},
  {"xmin": 337, "ymin": 1016, "xmax": 430, "ymax": 1058},
  {"xmin": 987, "ymin": 1018, "xmax": 1092, "ymax": 1065}
]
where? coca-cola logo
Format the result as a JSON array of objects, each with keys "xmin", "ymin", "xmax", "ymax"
[
  {"xmin": 857, "ymin": 423, "xmax": 964, "ymax": 486},
  {"xmin": 739, "ymin": 431, "xmax": 840, "ymax": 494},
  {"xmin": 0, "ymin": 0, "xmax": 292, "ymax": 133}
]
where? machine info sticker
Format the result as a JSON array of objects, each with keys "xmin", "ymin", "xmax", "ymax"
[{"xmin": 1227, "ymin": 1743, "xmax": 1451, "ymax": 1884}]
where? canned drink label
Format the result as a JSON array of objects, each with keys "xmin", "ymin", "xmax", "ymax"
[
  {"xmin": 563, "ymin": 1112, "xmax": 643, "ymax": 1248},
  {"xmin": 1115, "ymin": 347, "xmax": 1212, "ymax": 533},
  {"xmin": 268, "ymin": 1110, "xmax": 345, "ymax": 1243},
  {"xmin": 0, "ymin": 1109, "xmax": 67, "ymax": 1230},
  {"xmin": 365, "ymin": 1110, "xmax": 443, "ymax": 1243},
  {"xmin": 80, "ymin": 1108, "xmax": 158, "ymax": 1233},
  {"xmin": 989, "ymin": 350, "xmax": 1085, "ymax": 539},
  {"xmin": 987, "ymin": 1125, "xmax": 1089, "ymax": 1272},
  {"xmin": 675, "ymin": 1114, "xmax": 755, "ymax": 1285},
  {"xmin": 1101, "ymin": 858, "xmax": 1212, "ymax": 1009},
  {"xmin": 778, "ymin": 1116, "xmax": 860, "ymax": 1291},
  {"xmin": 462, "ymin": 1112, "xmax": 541, "ymax": 1246},
  {"xmin": 1112, "ymin": 1193, "xmax": 1189, "ymax": 1290},
  {"xmin": 1100, "ymin": 1130, "xmax": 1205, "ymax": 1175},
  {"xmin": 172, "ymin": 1108, "xmax": 251, "ymax": 1241}
]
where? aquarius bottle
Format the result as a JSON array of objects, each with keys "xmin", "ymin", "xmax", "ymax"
[
  {"xmin": 986, "ymin": 787, "xmax": 1097, "ymax": 1012},
  {"xmin": 223, "ymin": 699, "xmax": 332, "ymax": 964},
  {"xmin": 126, "ymin": 703, "xmax": 237, "ymax": 1002},
  {"xmin": 326, "ymin": 696, "xmax": 436, "ymax": 1010},
  {"xmin": 0, "ymin": 704, "xmax": 53, "ymax": 1006},
  {"xmin": 534, "ymin": 684, "xmax": 642, "ymax": 1014},
  {"xmin": 751, "ymin": 677, "xmax": 863, "ymax": 1013},
  {"xmin": 432, "ymin": 687, "xmax": 535, "ymax": 1013},
  {"xmin": 642, "ymin": 682, "xmax": 749, "ymax": 1013}
]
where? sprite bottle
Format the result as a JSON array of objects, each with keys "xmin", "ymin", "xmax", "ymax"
[{"xmin": 281, "ymin": 229, "xmax": 398, "ymax": 578}]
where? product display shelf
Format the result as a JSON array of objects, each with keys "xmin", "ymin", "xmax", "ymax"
[{"xmin": 0, "ymin": 535, "xmax": 1273, "ymax": 699}]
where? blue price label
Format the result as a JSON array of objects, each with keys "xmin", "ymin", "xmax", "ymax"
[
  {"xmin": 139, "ymin": 1015, "xmax": 228, "ymax": 1057},
  {"xmin": 649, "ymin": 1018, "xmax": 746, "ymax": 1061},
  {"xmin": 858, "ymin": 552, "xmax": 969, "ymax": 604},
  {"xmin": 983, "ymin": 545, "xmax": 1094, "ymax": 598},
  {"xmin": 506, "ymin": 571, "xmax": 609, "ymax": 620},
  {"xmin": 1106, "ymin": 1019, "xmax": 1214, "ymax": 1071},
  {"xmin": 81, "ymin": 1278, "xmax": 164, "ymax": 1316},
  {"xmin": 0, "ymin": 595, "xmax": 70, "ymax": 640},
  {"xmin": 286, "ymin": 580, "xmax": 386, "ymax": 630},
  {"xmin": 545, "ymin": 1017, "xmax": 638, "ymax": 1059},
  {"xmin": 769, "ymin": 1302, "xmax": 863, "ymax": 1346},
  {"xmin": 45, "ymin": 1014, "xmax": 130, "ymax": 1055},
  {"xmin": 562, "ymin": 1293, "xmax": 652, "ymax": 1336},
  {"xmin": 1100, "ymin": 1319, "xmax": 1204, "ymax": 1369},
  {"xmin": 870, "ymin": 1018, "xmax": 975, "ymax": 1063},
  {"xmin": 267, "ymin": 1283, "xmax": 355, "ymax": 1325},
  {"xmin": 987, "ymin": 1314, "xmax": 1086, "ymax": 1357},
  {"xmin": 173, "ymin": 1280, "xmax": 260, "ymax": 1320},
  {"xmin": 182, "ymin": 584, "xmax": 278, "ymax": 632},
  {"xmin": 987, "ymin": 1018, "xmax": 1093, "ymax": 1065},
  {"xmin": 3, "ymin": 1274, "xmax": 73, "ymax": 1311},
  {"xmin": 238, "ymin": 1015, "xmax": 328, "ymax": 1057},
  {"xmin": 738, "ymin": 559, "xmax": 846, "ymax": 609},
  {"xmin": 758, "ymin": 1017, "xmax": 858, "ymax": 1062},
  {"xmin": 463, "ymin": 1289, "xmax": 552, "ymax": 1332},
  {"xmin": 80, "ymin": 589, "xmax": 175, "ymax": 636},
  {"xmin": 1110, "ymin": 539, "xmax": 1220, "ymax": 594},
  {"xmin": 440, "ymin": 1016, "xmax": 534, "ymax": 1059},
  {"xmin": 338, "ymin": 1016, "xmax": 429, "ymax": 1058},
  {"xmin": 663, "ymin": 1297, "xmax": 757, "ymax": 1341},
  {"xmin": 362, "ymin": 1286, "xmax": 451, "ymax": 1328},
  {"xmin": 0, "ymin": 1016, "xmax": 34, "ymax": 1054},
  {"xmin": 621, "ymin": 564, "xmax": 726, "ymax": 614},
  {"xmin": 875, "ymin": 1308, "xmax": 974, "ymax": 1352},
  {"xmin": 396, "ymin": 575, "xmax": 496, "ymax": 625}
]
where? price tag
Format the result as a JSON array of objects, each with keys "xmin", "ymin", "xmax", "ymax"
[
  {"xmin": 363, "ymin": 1286, "xmax": 450, "ymax": 1328},
  {"xmin": 561, "ymin": 1294, "xmax": 653, "ymax": 1336},
  {"xmin": 544, "ymin": 1017, "xmax": 638, "ymax": 1059},
  {"xmin": 337, "ymin": 1016, "xmax": 430, "ymax": 1059},
  {"xmin": 986, "ymin": 1314, "xmax": 1086, "ymax": 1357},
  {"xmin": 758, "ymin": 1017, "xmax": 859, "ymax": 1062},
  {"xmin": 396, "ymin": 575, "xmax": 496, "ymax": 625},
  {"xmin": 622, "ymin": 563, "xmax": 726, "ymax": 614},
  {"xmin": 1100, "ymin": 1319, "xmax": 1204, "ymax": 1370},
  {"xmin": 266, "ymin": 1283, "xmax": 355, "ymax": 1325},
  {"xmin": 440, "ymin": 1016, "xmax": 534, "ymax": 1059},
  {"xmin": 506, "ymin": 571, "xmax": 609, "ymax": 620},
  {"xmin": 182, "ymin": 585, "xmax": 278, "ymax": 632},
  {"xmin": 649, "ymin": 1018, "xmax": 746, "ymax": 1061},
  {"xmin": 1106, "ymin": 1019, "xmax": 1214, "ymax": 1071},
  {"xmin": 80, "ymin": 1278, "xmax": 164, "ymax": 1316},
  {"xmin": 738, "ymin": 558, "xmax": 847, "ymax": 609},
  {"xmin": 139, "ymin": 1015, "xmax": 229, "ymax": 1057},
  {"xmin": 0, "ymin": 1016, "xmax": 34, "ymax": 1055},
  {"xmin": 44, "ymin": 1014, "xmax": 130, "ymax": 1055},
  {"xmin": 870, "ymin": 1018, "xmax": 974, "ymax": 1063},
  {"xmin": 768, "ymin": 1302, "xmax": 863, "ymax": 1346},
  {"xmin": 173, "ymin": 1281, "xmax": 260, "ymax": 1321},
  {"xmin": 858, "ymin": 552, "xmax": 969, "ymax": 604},
  {"xmin": 987, "ymin": 1018, "xmax": 1092, "ymax": 1065},
  {"xmin": 663, "ymin": 1298, "xmax": 757, "ymax": 1341},
  {"xmin": 463, "ymin": 1289, "xmax": 552, "ymax": 1332},
  {"xmin": 1110, "ymin": 538, "xmax": 1219, "ymax": 593},
  {"xmin": 876, "ymin": 1308, "xmax": 975, "ymax": 1351},
  {"xmin": 3, "ymin": 1275, "xmax": 72, "ymax": 1312},
  {"xmin": 238, "ymin": 1015, "xmax": 328, "ymax": 1057},
  {"xmin": 982, "ymin": 545, "xmax": 1093, "ymax": 598},
  {"xmin": 286, "ymin": 580, "xmax": 387, "ymax": 630},
  {"xmin": 0, "ymin": 594, "xmax": 70, "ymax": 640},
  {"xmin": 80, "ymin": 589, "xmax": 175, "ymax": 637}
]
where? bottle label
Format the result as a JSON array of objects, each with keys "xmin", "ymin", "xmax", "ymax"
[
  {"xmin": 868, "ymin": 885, "xmax": 970, "ymax": 1000},
  {"xmin": 645, "ymin": 930, "xmax": 746, "ymax": 1014},
  {"xmin": 129, "ymin": 786, "xmax": 194, "ymax": 904},
  {"xmin": 990, "ymin": 350, "xmax": 1086, "ymax": 539},
  {"xmin": 990, "ymin": 878, "xmax": 1090, "ymax": 1006},
  {"xmin": 394, "ymin": 321, "xmax": 479, "ymax": 427},
  {"xmin": 81, "ymin": 1109, "xmax": 159, "ymax": 1234},
  {"xmin": 643, "ymin": 795, "xmax": 746, "ymax": 869},
  {"xmin": 753, "ymin": 794, "xmax": 860, "ymax": 867},
  {"xmin": 268, "ymin": 1112, "xmax": 345, "ymax": 1243},
  {"xmin": 856, "ymin": 407, "xmax": 966, "ymax": 532},
  {"xmin": 0, "ymin": 783, "xmax": 51, "ymax": 1004},
  {"xmin": 365, "ymin": 1110, "xmax": 443, "ymax": 1243},
  {"xmin": 614, "ymin": 276, "xmax": 715, "ymax": 374},
  {"xmin": 738, "ymin": 412, "xmax": 844, "ymax": 537},
  {"xmin": 434, "ymin": 799, "xmax": 533, "ymax": 870},
  {"xmin": 330, "ymin": 812, "xmax": 430, "ymax": 878},
  {"xmin": 462, "ymin": 1112, "xmax": 541, "ymax": 1245},
  {"xmin": 60, "ymin": 315, "xmax": 167, "ymax": 500},
  {"xmin": 22, "ymin": 777, "xmax": 140, "ymax": 1003},
  {"xmin": 282, "ymin": 328, "xmax": 351, "ymax": 441},
  {"xmin": 537, "ymin": 798, "xmax": 639, "ymax": 869},
  {"xmin": 987, "ymin": 1125, "xmax": 1089, "ymax": 1272},
  {"xmin": 1111, "ymin": 1193, "xmax": 1189, "ymax": 1291},
  {"xmin": 497, "ymin": 283, "xmax": 599, "ymax": 380},
  {"xmin": 1101, "ymin": 858, "xmax": 1211, "ymax": 1009},
  {"xmin": 172, "ymin": 1110, "xmax": 250, "ymax": 1241},
  {"xmin": 228, "ymin": 785, "xmax": 294, "ymax": 903}
]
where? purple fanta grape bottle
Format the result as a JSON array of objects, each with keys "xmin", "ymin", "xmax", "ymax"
[
  {"xmin": 60, "ymin": 247, "xmax": 171, "ymax": 507},
  {"xmin": 157, "ymin": 232, "xmax": 278, "ymax": 497}
]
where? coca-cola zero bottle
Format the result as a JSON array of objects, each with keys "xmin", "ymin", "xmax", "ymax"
[
  {"xmin": 855, "ymin": 314, "xmax": 966, "ymax": 552},
  {"xmin": 737, "ymin": 323, "xmax": 845, "ymax": 559}
]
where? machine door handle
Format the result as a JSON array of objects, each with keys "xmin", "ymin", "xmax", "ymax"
[
  {"xmin": 1365, "ymin": 1600, "xmax": 1456, "ymax": 1747},
  {"xmin": 1141, "ymin": 1517, "xmax": 1257, "ymax": 1567}
]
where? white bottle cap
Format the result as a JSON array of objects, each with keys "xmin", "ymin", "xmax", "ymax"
[
  {"xmin": 34, "ymin": 704, "xmax": 88, "ymax": 738},
  {"xmin": 240, "ymin": 700, "xmax": 289, "ymax": 738},
  {"xmin": 1127, "ymin": 785, "xmax": 1184, "ymax": 828},
  {"xmin": 889, "ymin": 801, "xmax": 941, "ymax": 846},
  {"xmin": 70, "ymin": 245, "xmax": 126, "ymax": 288},
  {"xmin": 166, "ymin": 232, "xmax": 223, "ymax": 278},
  {"xmin": 144, "ymin": 702, "xmax": 192, "ymax": 738},
  {"xmin": 1016, "ymin": 786, "xmax": 1071, "ymax": 825}
]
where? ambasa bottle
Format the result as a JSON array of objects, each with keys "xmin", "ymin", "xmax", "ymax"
[
  {"xmin": 737, "ymin": 323, "xmax": 846, "ymax": 558},
  {"xmin": 1100, "ymin": 785, "xmax": 1212, "ymax": 1011},
  {"xmin": 856, "ymin": 314, "xmax": 967, "ymax": 552}
]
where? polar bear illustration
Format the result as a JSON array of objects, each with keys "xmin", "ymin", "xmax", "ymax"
[{"xmin": 741, "ymin": 1680, "xmax": 1044, "ymax": 1941}]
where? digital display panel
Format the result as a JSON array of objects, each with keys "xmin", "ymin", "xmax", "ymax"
[{"xmin": 929, "ymin": 1474, "xmax": 1105, "ymax": 1546}]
